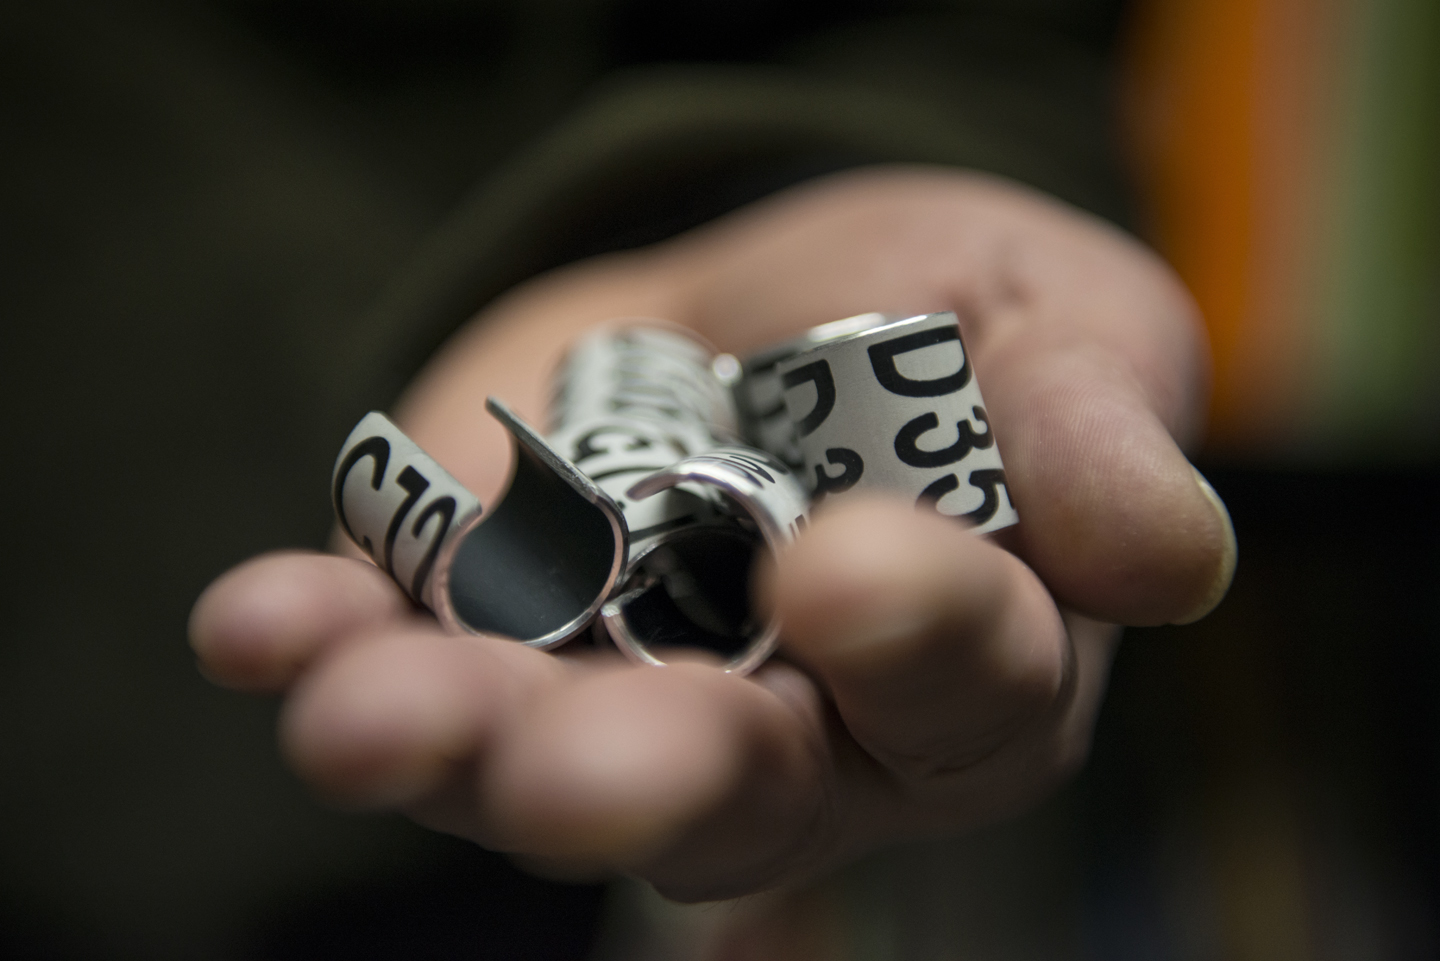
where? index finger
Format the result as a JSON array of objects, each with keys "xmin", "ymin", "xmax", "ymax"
[{"xmin": 189, "ymin": 550, "xmax": 414, "ymax": 692}]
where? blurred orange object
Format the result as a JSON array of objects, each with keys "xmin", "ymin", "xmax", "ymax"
[{"xmin": 1122, "ymin": 0, "xmax": 1439, "ymax": 460}]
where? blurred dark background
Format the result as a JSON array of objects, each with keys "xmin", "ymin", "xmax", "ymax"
[{"xmin": 2, "ymin": 1, "xmax": 1436, "ymax": 958}]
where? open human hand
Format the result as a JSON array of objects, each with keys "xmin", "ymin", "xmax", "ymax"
[{"xmin": 189, "ymin": 166, "xmax": 1234, "ymax": 901}]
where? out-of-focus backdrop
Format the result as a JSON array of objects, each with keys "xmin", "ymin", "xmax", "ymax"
[
  {"xmin": 1126, "ymin": 0, "xmax": 1439, "ymax": 459},
  {"xmin": 1, "ymin": 1, "xmax": 1435, "ymax": 958}
]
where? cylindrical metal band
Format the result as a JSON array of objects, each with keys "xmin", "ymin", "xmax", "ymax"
[
  {"xmin": 774, "ymin": 311, "xmax": 1019, "ymax": 535},
  {"xmin": 549, "ymin": 325, "xmax": 807, "ymax": 673},
  {"xmin": 551, "ymin": 324, "xmax": 737, "ymax": 445},
  {"xmin": 546, "ymin": 325, "xmax": 734, "ymax": 555},
  {"xmin": 732, "ymin": 312, "xmax": 891, "ymax": 468},
  {"xmin": 603, "ymin": 444, "xmax": 809, "ymax": 675}
]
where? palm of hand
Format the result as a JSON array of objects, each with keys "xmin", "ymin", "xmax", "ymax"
[{"xmin": 190, "ymin": 167, "xmax": 1233, "ymax": 901}]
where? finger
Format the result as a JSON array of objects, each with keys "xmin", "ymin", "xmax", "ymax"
[
  {"xmin": 279, "ymin": 627, "xmax": 564, "ymax": 808},
  {"xmin": 284, "ymin": 630, "xmax": 835, "ymax": 900},
  {"xmin": 983, "ymin": 342, "xmax": 1236, "ymax": 624},
  {"xmin": 679, "ymin": 167, "xmax": 1234, "ymax": 624},
  {"xmin": 479, "ymin": 661, "xmax": 832, "ymax": 901},
  {"xmin": 760, "ymin": 497, "xmax": 1071, "ymax": 796},
  {"xmin": 188, "ymin": 550, "xmax": 411, "ymax": 692}
]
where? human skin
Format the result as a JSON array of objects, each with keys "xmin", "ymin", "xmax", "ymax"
[{"xmin": 189, "ymin": 166, "xmax": 1235, "ymax": 902}]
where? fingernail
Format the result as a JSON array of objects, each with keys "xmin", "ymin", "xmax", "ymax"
[{"xmin": 1172, "ymin": 467, "xmax": 1237, "ymax": 625}]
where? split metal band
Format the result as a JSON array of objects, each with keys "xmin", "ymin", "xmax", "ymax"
[
  {"xmin": 335, "ymin": 404, "xmax": 626, "ymax": 649},
  {"xmin": 332, "ymin": 414, "xmax": 482, "ymax": 611}
]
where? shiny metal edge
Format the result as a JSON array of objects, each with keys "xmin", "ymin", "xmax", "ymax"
[
  {"xmin": 607, "ymin": 458, "xmax": 798, "ymax": 676},
  {"xmin": 431, "ymin": 399, "xmax": 630, "ymax": 650}
]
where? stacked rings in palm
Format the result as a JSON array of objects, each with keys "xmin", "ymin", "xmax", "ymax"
[{"xmin": 332, "ymin": 311, "xmax": 1015, "ymax": 674}]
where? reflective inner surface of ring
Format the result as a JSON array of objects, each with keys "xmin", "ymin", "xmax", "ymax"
[{"xmin": 611, "ymin": 525, "xmax": 762, "ymax": 662}]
